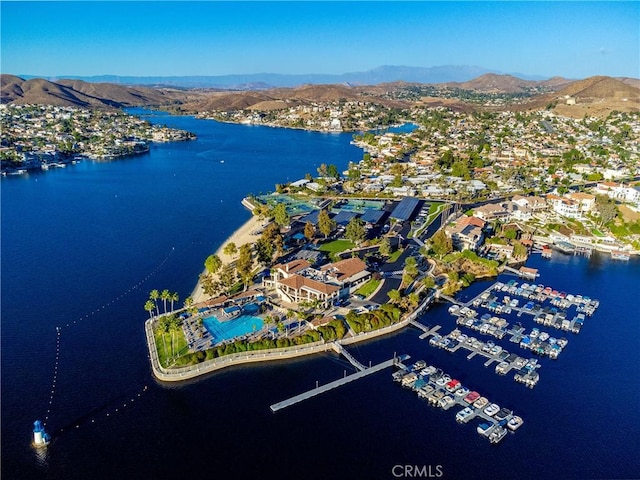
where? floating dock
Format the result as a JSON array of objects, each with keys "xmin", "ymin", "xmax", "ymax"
[
  {"xmin": 270, "ymin": 353, "xmax": 409, "ymax": 412},
  {"xmin": 413, "ymin": 320, "xmax": 540, "ymax": 387},
  {"xmin": 394, "ymin": 361, "xmax": 523, "ymax": 443}
]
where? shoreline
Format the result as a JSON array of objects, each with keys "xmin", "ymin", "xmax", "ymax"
[{"xmin": 190, "ymin": 213, "xmax": 264, "ymax": 304}]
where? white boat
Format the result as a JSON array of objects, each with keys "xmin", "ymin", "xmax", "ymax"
[
  {"xmin": 507, "ymin": 415, "xmax": 524, "ymax": 431},
  {"xmin": 484, "ymin": 403, "xmax": 500, "ymax": 417},
  {"xmin": 438, "ymin": 395, "xmax": 455, "ymax": 409},
  {"xmin": 455, "ymin": 386, "xmax": 469, "ymax": 397},
  {"xmin": 611, "ymin": 250, "xmax": 630, "ymax": 261},
  {"xmin": 489, "ymin": 426, "xmax": 508, "ymax": 444},
  {"xmin": 455, "ymin": 407, "xmax": 474, "ymax": 423},
  {"xmin": 477, "ymin": 422, "xmax": 495, "ymax": 436},
  {"xmin": 473, "ymin": 396, "xmax": 489, "ymax": 409}
]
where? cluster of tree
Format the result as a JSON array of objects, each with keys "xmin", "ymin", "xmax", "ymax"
[
  {"xmin": 144, "ymin": 289, "xmax": 180, "ymax": 317},
  {"xmin": 344, "ymin": 217, "xmax": 366, "ymax": 246},
  {"xmin": 154, "ymin": 314, "xmax": 183, "ymax": 366},
  {"xmin": 345, "ymin": 303, "xmax": 403, "ymax": 334},
  {"xmin": 255, "ymin": 223, "xmax": 284, "ymax": 266},
  {"xmin": 387, "ymin": 289, "xmax": 420, "ymax": 310},
  {"xmin": 172, "ymin": 329, "xmax": 323, "ymax": 367},
  {"xmin": 378, "ymin": 237, "xmax": 393, "ymax": 257},
  {"xmin": 316, "ymin": 319, "xmax": 347, "ymax": 341},
  {"xmin": 201, "ymin": 253, "xmax": 237, "ymax": 297},
  {"xmin": 316, "ymin": 163, "xmax": 340, "ymax": 179},
  {"xmin": 594, "ymin": 195, "xmax": 618, "ymax": 227},
  {"xmin": 401, "ymin": 256, "xmax": 419, "ymax": 288},
  {"xmin": 429, "ymin": 230, "xmax": 453, "ymax": 258}
]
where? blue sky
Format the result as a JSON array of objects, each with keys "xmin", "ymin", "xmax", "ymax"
[{"xmin": 1, "ymin": 1, "xmax": 638, "ymax": 79}]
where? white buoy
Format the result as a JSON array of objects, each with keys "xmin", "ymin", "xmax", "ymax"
[{"xmin": 32, "ymin": 420, "xmax": 50, "ymax": 448}]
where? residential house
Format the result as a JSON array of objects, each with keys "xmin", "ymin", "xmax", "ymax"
[
  {"xmin": 546, "ymin": 194, "xmax": 581, "ymax": 219},
  {"xmin": 566, "ymin": 192, "xmax": 596, "ymax": 213},
  {"xmin": 474, "ymin": 203, "xmax": 509, "ymax": 222},
  {"xmin": 445, "ymin": 216, "xmax": 486, "ymax": 251}
]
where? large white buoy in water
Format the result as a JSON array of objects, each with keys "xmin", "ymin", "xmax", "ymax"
[{"xmin": 32, "ymin": 420, "xmax": 50, "ymax": 447}]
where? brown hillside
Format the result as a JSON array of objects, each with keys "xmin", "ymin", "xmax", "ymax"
[
  {"xmin": 1, "ymin": 74, "xmax": 25, "ymax": 88},
  {"xmin": 179, "ymin": 91, "xmax": 277, "ymax": 111},
  {"xmin": 455, "ymin": 74, "xmax": 540, "ymax": 93},
  {"xmin": 57, "ymin": 79, "xmax": 178, "ymax": 106},
  {"xmin": 11, "ymin": 78, "xmax": 98, "ymax": 107},
  {"xmin": 1, "ymin": 75, "xmax": 193, "ymax": 108},
  {"xmin": 520, "ymin": 76, "xmax": 640, "ymax": 118},
  {"xmin": 619, "ymin": 77, "xmax": 640, "ymax": 89},
  {"xmin": 554, "ymin": 76, "xmax": 639, "ymax": 100},
  {"xmin": 179, "ymin": 83, "xmax": 408, "ymax": 113}
]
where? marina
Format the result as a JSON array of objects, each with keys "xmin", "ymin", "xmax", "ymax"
[
  {"xmin": 414, "ymin": 321, "xmax": 541, "ymax": 387},
  {"xmin": 423, "ymin": 276, "xmax": 602, "ymax": 389},
  {"xmin": 393, "ymin": 360, "xmax": 523, "ymax": 444}
]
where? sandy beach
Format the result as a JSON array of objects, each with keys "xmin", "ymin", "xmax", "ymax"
[{"xmin": 191, "ymin": 214, "xmax": 264, "ymax": 304}]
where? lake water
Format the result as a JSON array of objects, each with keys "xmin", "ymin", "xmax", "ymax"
[{"xmin": 2, "ymin": 111, "xmax": 638, "ymax": 480}]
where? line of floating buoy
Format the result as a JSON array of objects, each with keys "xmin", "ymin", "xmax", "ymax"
[
  {"xmin": 60, "ymin": 385, "xmax": 150, "ymax": 434},
  {"xmin": 37, "ymin": 246, "xmax": 175, "ymax": 445}
]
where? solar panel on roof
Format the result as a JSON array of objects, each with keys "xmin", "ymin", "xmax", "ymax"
[
  {"xmin": 390, "ymin": 197, "xmax": 421, "ymax": 221},
  {"xmin": 300, "ymin": 210, "xmax": 321, "ymax": 225},
  {"xmin": 332, "ymin": 210, "xmax": 359, "ymax": 225},
  {"xmin": 360, "ymin": 209, "xmax": 386, "ymax": 224}
]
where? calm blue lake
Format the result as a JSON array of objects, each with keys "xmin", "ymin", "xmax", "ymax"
[{"xmin": 1, "ymin": 111, "xmax": 638, "ymax": 480}]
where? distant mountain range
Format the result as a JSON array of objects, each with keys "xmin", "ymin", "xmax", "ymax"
[
  {"xmin": 2, "ymin": 71, "xmax": 638, "ymax": 119},
  {"xmin": 20, "ymin": 65, "xmax": 548, "ymax": 89},
  {"xmin": 0, "ymin": 74, "xmax": 196, "ymax": 108}
]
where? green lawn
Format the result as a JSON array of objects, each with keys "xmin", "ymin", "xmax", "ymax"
[
  {"xmin": 155, "ymin": 327, "xmax": 189, "ymax": 368},
  {"xmin": 355, "ymin": 278, "xmax": 381, "ymax": 298},
  {"xmin": 387, "ymin": 247, "xmax": 404, "ymax": 263},
  {"xmin": 319, "ymin": 239, "xmax": 355, "ymax": 260},
  {"xmin": 591, "ymin": 229, "xmax": 605, "ymax": 237}
]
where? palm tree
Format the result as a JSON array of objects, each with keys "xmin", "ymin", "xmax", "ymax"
[
  {"xmin": 387, "ymin": 289, "xmax": 401, "ymax": 304},
  {"xmin": 170, "ymin": 292, "xmax": 179, "ymax": 312},
  {"xmin": 154, "ymin": 316, "xmax": 169, "ymax": 365},
  {"xmin": 144, "ymin": 300, "xmax": 155, "ymax": 319},
  {"xmin": 168, "ymin": 315, "xmax": 182, "ymax": 360},
  {"xmin": 160, "ymin": 289, "xmax": 170, "ymax": 313},
  {"xmin": 150, "ymin": 289, "xmax": 160, "ymax": 316},
  {"xmin": 223, "ymin": 242, "xmax": 237, "ymax": 258},
  {"xmin": 184, "ymin": 296, "xmax": 194, "ymax": 309}
]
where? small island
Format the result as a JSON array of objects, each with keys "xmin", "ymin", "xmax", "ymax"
[{"xmin": 0, "ymin": 104, "xmax": 195, "ymax": 175}]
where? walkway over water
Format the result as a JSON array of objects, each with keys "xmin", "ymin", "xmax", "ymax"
[
  {"xmin": 331, "ymin": 342, "xmax": 366, "ymax": 371},
  {"xmin": 270, "ymin": 353, "xmax": 409, "ymax": 412}
]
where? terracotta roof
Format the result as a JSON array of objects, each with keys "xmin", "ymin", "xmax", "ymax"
[
  {"xmin": 463, "ymin": 216, "xmax": 486, "ymax": 228},
  {"xmin": 519, "ymin": 266, "xmax": 538, "ymax": 274},
  {"xmin": 567, "ymin": 192, "xmax": 595, "ymax": 201},
  {"xmin": 273, "ymin": 259, "xmax": 311, "ymax": 275},
  {"xmin": 278, "ymin": 274, "xmax": 340, "ymax": 295},
  {"xmin": 321, "ymin": 257, "xmax": 368, "ymax": 282}
]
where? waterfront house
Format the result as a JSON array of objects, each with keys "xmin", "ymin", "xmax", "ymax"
[
  {"xmin": 445, "ymin": 216, "xmax": 486, "ymax": 251},
  {"xmin": 264, "ymin": 257, "xmax": 371, "ymax": 308}
]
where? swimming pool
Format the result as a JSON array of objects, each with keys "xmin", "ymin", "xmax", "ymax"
[{"xmin": 203, "ymin": 306, "xmax": 264, "ymax": 343}]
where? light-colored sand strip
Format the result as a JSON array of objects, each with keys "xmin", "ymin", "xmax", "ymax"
[{"xmin": 191, "ymin": 214, "xmax": 265, "ymax": 304}]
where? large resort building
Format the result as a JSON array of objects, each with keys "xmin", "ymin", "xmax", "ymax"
[{"xmin": 263, "ymin": 257, "xmax": 372, "ymax": 308}]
